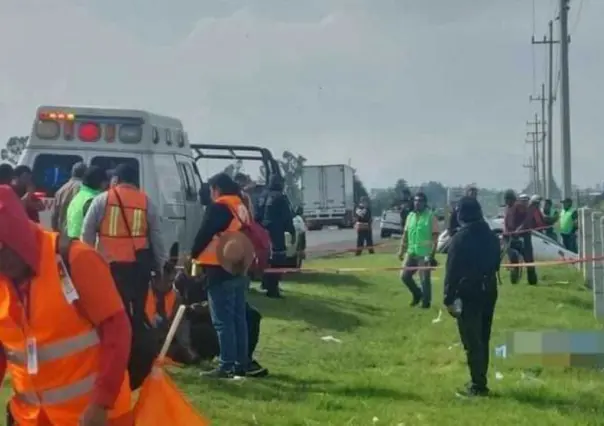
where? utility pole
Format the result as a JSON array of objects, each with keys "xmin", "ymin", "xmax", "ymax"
[
  {"xmin": 523, "ymin": 157, "xmax": 536, "ymax": 192},
  {"xmin": 526, "ymin": 114, "xmax": 543, "ymax": 195},
  {"xmin": 532, "ymin": 20, "xmax": 559, "ymax": 200},
  {"xmin": 559, "ymin": 0, "xmax": 572, "ymax": 199},
  {"xmin": 530, "ymin": 83, "xmax": 547, "ymax": 198}
]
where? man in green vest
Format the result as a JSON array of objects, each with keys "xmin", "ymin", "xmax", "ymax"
[
  {"xmin": 398, "ymin": 191, "xmax": 440, "ymax": 308},
  {"xmin": 65, "ymin": 166, "xmax": 109, "ymax": 239},
  {"xmin": 542, "ymin": 199, "xmax": 559, "ymax": 241},
  {"xmin": 559, "ymin": 198, "xmax": 578, "ymax": 253}
]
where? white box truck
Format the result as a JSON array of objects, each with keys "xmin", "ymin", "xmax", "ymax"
[{"xmin": 301, "ymin": 164, "xmax": 355, "ymax": 230}]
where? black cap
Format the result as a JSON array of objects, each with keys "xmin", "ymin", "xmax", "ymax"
[
  {"xmin": 112, "ymin": 164, "xmax": 138, "ymax": 186},
  {"xmin": 457, "ymin": 196, "xmax": 483, "ymax": 223}
]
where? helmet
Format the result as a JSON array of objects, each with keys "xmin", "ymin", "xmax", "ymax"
[
  {"xmin": 530, "ymin": 194, "xmax": 542, "ymax": 204},
  {"xmin": 518, "ymin": 193, "xmax": 530, "ymax": 201}
]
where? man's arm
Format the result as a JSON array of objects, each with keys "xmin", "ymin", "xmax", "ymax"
[
  {"xmin": 81, "ymin": 193, "xmax": 108, "ymax": 246},
  {"xmin": 190, "ymin": 202, "xmax": 233, "ymax": 259},
  {"xmin": 430, "ymin": 215, "xmax": 440, "ymax": 257},
  {"xmin": 443, "ymin": 236, "xmax": 464, "ymax": 305},
  {"xmin": 68, "ymin": 242, "xmax": 131, "ymax": 409},
  {"xmin": 146, "ymin": 198, "xmax": 168, "ymax": 271},
  {"xmin": 50, "ymin": 188, "xmax": 63, "ymax": 231}
]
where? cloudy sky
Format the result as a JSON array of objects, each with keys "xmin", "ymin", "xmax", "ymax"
[{"xmin": 0, "ymin": 0, "xmax": 601, "ymax": 190}]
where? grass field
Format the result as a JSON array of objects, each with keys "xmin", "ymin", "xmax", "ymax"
[{"xmin": 3, "ymin": 251, "xmax": 604, "ymax": 425}]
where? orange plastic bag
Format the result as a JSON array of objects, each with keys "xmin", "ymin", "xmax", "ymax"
[
  {"xmin": 133, "ymin": 366, "xmax": 210, "ymax": 426},
  {"xmin": 133, "ymin": 305, "xmax": 211, "ymax": 425}
]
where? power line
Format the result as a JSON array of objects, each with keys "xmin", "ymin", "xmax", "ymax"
[{"xmin": 570, "ymin": 0, "xmax": 585, "ymax": 35}]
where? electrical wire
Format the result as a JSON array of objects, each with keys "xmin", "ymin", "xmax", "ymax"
[
  {"xmin": 570, "ymin": 0, "xmax": 585, "ymax": 35},
  {"xmin": 531, "ymin": 0, "xmax": 537, "ymax": 94}
]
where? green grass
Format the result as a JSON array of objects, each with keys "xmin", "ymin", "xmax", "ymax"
[
  {"xmin": 172, "ymin": 253, "xmax": 604, "ymax": 425},
  {"xmin": 4, "ymin": 253, "xmax": 604, "ymax": 425}
]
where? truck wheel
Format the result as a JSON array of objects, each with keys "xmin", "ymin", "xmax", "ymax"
[{"xmin": 380, "ymin": 229, "xmax": 391, "ymax": 239}]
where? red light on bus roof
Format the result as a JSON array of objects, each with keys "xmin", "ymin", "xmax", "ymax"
[
  {"xmin": 39, "ymin": 111, "xmax": 75, "ymax": 121},
  {"xmin": 78, "ymin": 122, "xmax": 101, "ymax": 142}
]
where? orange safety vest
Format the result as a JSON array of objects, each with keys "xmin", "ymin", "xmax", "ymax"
[
  {"xmin": 99, "ymin": 185, "xmax": 148, "ymax": 263},
  {"xmin": 0, "ymin": 231, "xmax": 131, "ymax": 425},
  {"xmin": 196, "ymin": 195, "xmax": 250, "ymax": 265},
  {"xmin": 145, "ymin": 288, "xmax": 178, "ymax": 322}
]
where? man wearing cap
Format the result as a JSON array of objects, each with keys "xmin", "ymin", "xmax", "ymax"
[
  {"xmin": 191, "ymin": 172, "xmax": 256, "ymax": 379},
  {"xmin": 0, "ymin": 185, "xmax": 133, "ymax": 425},
  {"xmin": 444, "ymin": 196, "xmax": 500, "ymax": 398},
  {"xmin": 398, "ymin": 192, "xmax": 439, "ymax": 308},
  {"xmin": 81, "ymin": 164, "xmax": 168, "ymax": 325},
  {"xmin": 51, "ymin": 161, "xmax": 87, "ymax": 233},
  {"xmin": 503, "ymin": 190, "xmax": 537, "ymax": 285},
  {"xmin": 399, "ymin": 188, "xmax": 413, "ymax": 231},
  {"xmin": 559, "ymin": 198, "xmax": 578, "ymax": 253}
]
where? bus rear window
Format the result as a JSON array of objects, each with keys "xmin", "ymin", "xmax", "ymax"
[
  {"xmin": 32, "ymin": 154, "xmax": 84, "ymax": 196},
  {"xmin": 35, "ymin": 120, "xmax": 60, "ymax": 140},
  {"xmin": 90, "ymin": 156, "xmax": 140, "ymax": 187}
]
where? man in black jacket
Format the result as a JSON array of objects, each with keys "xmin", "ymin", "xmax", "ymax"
[
  {"xmin": 447, "ymin": 186, "xmax": 478, "ymax": 238},
  {"xmin": 354, "ymin": 196, "xmax": 374, "ymax": 255},
  {"xmin": 256, "ymin": 174, "xmax": 296, "ymax": 298},
  {"xmin": 399, "ymin": 189, "xmax": 413, "ymax": 230},
  {"xmin": 444, "ymin": 196, "xmax": 500, "ymax": 398}
]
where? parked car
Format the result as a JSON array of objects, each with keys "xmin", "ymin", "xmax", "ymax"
[
  {"xmin": 380, "ymin": 208, "xmax": 402, "ymax": 238},
  {"xmin": 437, "ymin": 217, "xmax": 578, "ymax": 262}
]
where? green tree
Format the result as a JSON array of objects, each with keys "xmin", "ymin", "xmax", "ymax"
[
  {"xmin": 1, "ymin": 136, "xmax": 28, "ymax": 165},
  {"xmin": 278, "ymin": 150, "xmax": 306, "ymax": 206},
  {"xmin": 222, "ymin": 159, "xmax": 243, "ymax": 178}
]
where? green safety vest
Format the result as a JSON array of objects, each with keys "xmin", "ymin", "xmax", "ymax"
[
  {"xmin": 405, "ymin": 210, "xmax": 434, "ymax": 257},
  {"xmin": 559, "ymin": 208, "xmax": 576, "ymax": 235},
  {"xmin": 66, "ymin": 185, "xmax": 101, "ymax": 238}
]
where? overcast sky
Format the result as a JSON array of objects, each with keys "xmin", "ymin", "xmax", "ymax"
[{"xmin": 0, "ymin": 0, "xmax": 601, "ymax": 190}]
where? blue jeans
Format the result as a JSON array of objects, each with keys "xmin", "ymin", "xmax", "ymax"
[
  {"xmin": 207, "ymin": 275, "xmax": 249, "ymax": 372},
  {"xmin": 400, "ymin": 253, "xmax": 432, "ymax": 304}
]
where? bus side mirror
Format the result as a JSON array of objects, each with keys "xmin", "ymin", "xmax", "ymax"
[{"xmin": 199, "ymin": 183, "xmax": 211, "ymax": 206}]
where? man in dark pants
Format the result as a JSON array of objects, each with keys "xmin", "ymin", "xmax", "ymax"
[
  {"xmin": 354, "ymin": 196, "xmax": 374, "ymax": 255},
  {"xmin": 444, "ymin": 196, "xmax": 500, "ymax": 398},
  {"xmin": 399, "ymin": 189, "xmax": 413, "ymax": 230},
  {"xmin": 503, "ymin": 191, "xmax": 537, "ymax": 285},
  {"xmin": 559, "ymin": 198, "xmax": 578, "ymax": 253},
  {"xmin": 256, "ymin": 174, "xmax": 296, "ymax": 298}
]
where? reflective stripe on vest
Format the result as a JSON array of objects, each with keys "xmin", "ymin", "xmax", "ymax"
[
  {"xmin": 196, "ymin": 195, "xmax": 249, "ymax": 266},
  {"xmin": 406, "ymin": 211, "xmax": 434, "ymax": 257},
  {"xmin": 15, "ymin": 374, "xmax": 96, "ymax": 406},
  {"xmin": 5, "ymin": 330, "xmax": 99, "ymax": 366},
  {"xmin": 99, "ymin": 186, "xmax": 148, "ymax": 263},
  {"xmin": 0, "ymin": 230, "xmax": 131, "ymax": 423}
]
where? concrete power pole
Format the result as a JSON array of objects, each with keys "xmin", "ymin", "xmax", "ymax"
[
  {"xmin": 532, "ymin": 20, "xmax": 559, "ymax": 200},
  {"xmin": 530, "ymin": 83, "xmax": 547, "ymax": 197},
  {"xmin": 522, "ymin": 158, "xmax": 536, "ymax": 193},
  {"xmin": 526, "ymin": 114, "xmax": 543, "ymax": 195},
  {"xmin": 559, "ymin": 0, "xmax": 572, "ymax": 199}
]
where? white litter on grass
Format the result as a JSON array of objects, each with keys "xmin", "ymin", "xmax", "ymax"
[
  {"xmin": 448, "ymin": 343, "xmax": 460, "ymax": 350},
  {"xmin": 432, "ymin": 310, "xmax": 443, "ymax": 323},
  {"xmin": 495, "ymin": 371, "xmax": 504, "ymax": 380},
  {"xmin": 321, "ymin": 335, "xmax": 342, "ymax": 343},
  {"xmin": 372, "ymin": 416, "xmax": 379, "ymax": 423},
  {"xmin": 520, "ymin": 371, "xmax": 544, "ymax": 384},
  {"xmin": 556, "ymin": 281, "xmax": 569, "ymax": 284},
  {"xmin": 252, "ymin": 414, "xmax": 258, "ymax": 424},
  {"xmin": 556, "ymin": 303, "xmax": 565, "ymax": 309}
]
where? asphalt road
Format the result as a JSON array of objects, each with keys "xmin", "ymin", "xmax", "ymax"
[{"xmin": 305, "ymin": 221, "xmax": 385, "ymax": 258}]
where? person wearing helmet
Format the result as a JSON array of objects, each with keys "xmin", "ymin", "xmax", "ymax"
[{"xmin": 502, "ymin": 190, "xmax": 537, "ymax": 285}]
